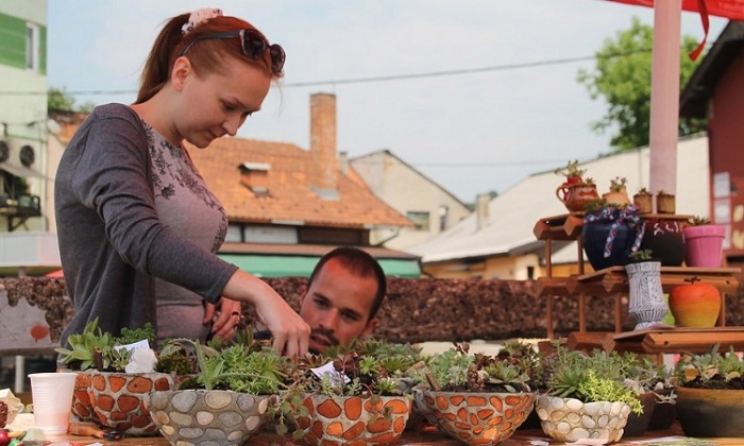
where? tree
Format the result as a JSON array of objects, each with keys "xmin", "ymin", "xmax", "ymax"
[
  {"xmin": 48, "ymin": 86, "xmax": 96, "ymax": 113},
  {"xmin": 577, "ymin": 17, "xmax": 706, "ymax": 152}
]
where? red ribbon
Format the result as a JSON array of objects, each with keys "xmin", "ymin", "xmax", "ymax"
[{"xmin": 689, "ymin": 0, "xmax": 710, "ymax": 61}]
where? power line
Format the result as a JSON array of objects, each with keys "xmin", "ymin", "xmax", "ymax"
[{"xmin": 0, "ymin": 49, "xmax": 653, "ymax": 97}]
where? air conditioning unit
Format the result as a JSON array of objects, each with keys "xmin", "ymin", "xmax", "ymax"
[{"xmin": 0, "ymin": 139, "xmax": 42, "ymax": 178}]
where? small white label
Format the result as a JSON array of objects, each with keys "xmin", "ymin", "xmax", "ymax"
[
  {"xmin": 311, "ymin": 361, "xmax": 350, "ymax": 384},
  {"xmin": 114, "ymin": 339, "xmax": 150, "ymax": 354}
]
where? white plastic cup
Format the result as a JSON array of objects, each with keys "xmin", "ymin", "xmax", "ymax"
[{"xmin": 29, "ymin": 372, "xmax": 77, "ymax": 435}]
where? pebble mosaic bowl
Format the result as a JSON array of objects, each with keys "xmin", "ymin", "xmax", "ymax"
[
  {"xmin": 293, "ymin": 394, "xmax": 411, "ymax": 445},
  {"xmin": 148, "ymin": 390, "xmax": 275, "ymax": 446},
  {"xmin": 535, "ymin": 395, "xmax": 631, "ymax": 444},
  {"xmin": 420, "ymin": 391, "xmax": 536, "ymax": 445},
  {"xmin": 87, "ymin": 371, "xmax": 176, "ymax": 435}
]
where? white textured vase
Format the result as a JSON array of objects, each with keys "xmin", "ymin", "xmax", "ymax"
[{"xmin": 625, "ymin": 261, "xmax": 668, "ymax": 330}]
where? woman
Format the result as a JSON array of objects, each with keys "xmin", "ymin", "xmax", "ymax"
[{"xmin": 54, "ymin": 8, "xmax": 309, "ymax": 357}]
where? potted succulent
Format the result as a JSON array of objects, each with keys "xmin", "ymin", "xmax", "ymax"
[
  {"xmin": 414, "ymin": 344, "xmax": 536, "ymax": 445},
  {"xmin": 554, "ymin": 160, "xmax": 598, "ymax": 213},
  {"xmin": 632, "ymin": 188, "xmax": 653, "ymax": 214},
  {"xmin": 683, "ymin": 216, "xmax": 726, "ymax": 267},
  {"xmin": 656, "ymin": 190, "xmax": 676, "ymax": 214},
  {"xmin": 55, "ymin": 318, "xmax": 176, "ymax": 433},
  {"xmin": 674, "ymin": 344, "xmax": 744, "ymax": 437},
  {"xmin": 536, "ymin": 345, "xmax": 643, "ymax": 444},
  {"xmin": 147, "ymin": 335, "xmax": 287, "ymax": 446},
  {"xmin": 582, "ymin": 199, "xmax": 645, "ymax": 271},
  {"xmin": 603, "ymin": 177, "xmax": 631, "ymax": 206},
  {"xmin": 625, "ymin": 249, "xmax": 669, "ymax": 330},
  {"xmin": 284, "ymin": 339, "xmax": 421, "ymax": 446}
]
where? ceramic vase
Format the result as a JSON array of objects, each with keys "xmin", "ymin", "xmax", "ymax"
[
  {"xmin": 556, "ymin": 182, "xmax": 599, "ymax": 213},
  {"xmin": 535, "ymin": 395, "xmax": 630, "ymax": 444},
  {"xmin": 147, "ymin": 389, "xmax": 276, "ymax": 446},
  {"xmin": 683, "ymin": 224, "xmax": 725, "ymax": 267},
  {"xmin": 292, "ymin": 394, "xmax": 411, "ymax": 445},
  {"xmin": 86, "ymin": 370, "xmax": 176, "ymax": 436},
  {"xmin": 420, "ymin": 391, "xmax": 536, "ymax": 445},
  {"xmin": 625, "ymin": 261, "xmax": 668, "ymax": 330}
]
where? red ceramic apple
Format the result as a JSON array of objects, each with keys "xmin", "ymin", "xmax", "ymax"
[{"xmin": 669, "ymin": 277, "xmax": 721, "ymax": 327}]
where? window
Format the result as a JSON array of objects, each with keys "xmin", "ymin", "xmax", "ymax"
[
  {"xmin": 406, "ymin": 211, "xmax": 430, "ymax": 231},
  {"xmin": 26, "ymin": 24, "xmax": 39, "ymax": 71}
]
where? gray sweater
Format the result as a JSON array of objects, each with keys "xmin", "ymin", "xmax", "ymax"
[{"xmin": 55, "ymin": 103, "xmax": 238, "ymax": 349}]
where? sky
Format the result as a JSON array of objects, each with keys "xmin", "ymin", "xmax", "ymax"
[{"xmin": 46, "ymin": 1, "xmax": 728, "ymax": 204}]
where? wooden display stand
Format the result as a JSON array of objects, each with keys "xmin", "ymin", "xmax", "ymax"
[{"xmin": 534, "ymin": 213, "xmax": 741, "ymax": 350}]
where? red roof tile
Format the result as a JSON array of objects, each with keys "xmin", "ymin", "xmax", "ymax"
[{"xmin": 186, "ymin": 137, "xmax": 413, "ymax": 229}]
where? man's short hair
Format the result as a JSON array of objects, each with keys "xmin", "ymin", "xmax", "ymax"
[{"xmin": 308, "ymin": 247, "xmax": 387, "ymax": 321}]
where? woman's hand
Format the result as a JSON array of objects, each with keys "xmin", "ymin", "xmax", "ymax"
[
  {"xmin": 204, "ymin": 297, "xmax": 243, "ymax": 340},
  {"xmin": 222, "ymin": 270, "xmax": 310, "ymax": 357}
]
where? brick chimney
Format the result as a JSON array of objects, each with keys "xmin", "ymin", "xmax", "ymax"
[
  {"xmin": 476, "ymin": 193, "xmax": 490, "ymax": 230},
  {"xmin": 238, "ymin": 162, "xmax": 270, "ymax": 194},
  {"xmin": 310, "ymin": 93, "xmax": 339, "ymax": 200}
]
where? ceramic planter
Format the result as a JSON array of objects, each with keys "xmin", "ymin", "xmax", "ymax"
[
  {"xmin": 147, "ymin": 389, "xmax": 276, "ymax": 446},
  {"xmin": 633, "ymin": 193, "xmax": 653, "ymax": 214},
  {"xmin": 622, "ymin": 392, "xmax": 656, "ymax": 438},
  {"xmin": 535, "ymin": 395, "xmax": 631, "ymax": 444},
  {"xmin": 656, "ymin": 193, "xmax": 676, "ymax": 214},
  {"xmin": 582, "ymin": 207, "xmax": 644, "ymax": 271},
  {"xmin": 676, "ymin": 387, "xmax": 744, "ymax": 437},
  {"xmin": 292, "ymin": 394, "xmax": 411, "ymax": 445},
  {"xmin": 625, "ymin": 261, "xmax": 668, "ymax": 330},
  {"xmin": 669, "ymin": 280, "xmax": 721, "ymax": 327},
  {"xmin": 639, "ymin": 218, "xmax": 685, "ymax": 266},
  {"xmin": 86, "ymin": 370, "xmax": 176, "ymax": 435},
  {"xmin": 420, "ymin": 391, "xmax": 536, "ymax": 445},
  {"xmin": 683, "ymin": 224, "xmax": 725, "ymax": 267}
]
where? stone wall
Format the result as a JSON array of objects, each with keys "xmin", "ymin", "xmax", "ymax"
[{"xmin": 2, "ymin": 275, "xmax": 743, "ymax": 351}]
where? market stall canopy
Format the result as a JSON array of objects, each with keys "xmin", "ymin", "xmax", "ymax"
[
  {"xmin": 218, "ymin": 242, "xmax": 422, "ymax": 278},
  {"xmin": 601, "ymin": 0, "xmax": 744, "ymax": 205}
]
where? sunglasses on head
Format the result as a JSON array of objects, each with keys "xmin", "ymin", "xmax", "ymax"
[{"xmin": 179, "ymin": 29, "xmax": 285, "ymax": 74}]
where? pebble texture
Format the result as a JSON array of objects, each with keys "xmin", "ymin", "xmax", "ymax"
[
  {"xmin": 148, "ymin": 390, "xmax": 275, "ymax": 446},
  {"xmin": 87, "ymin": 371, "xmax": 176, "ymax": 436},
  {"xmin": 420, "ymin": 391, "xmax": 536, "ymax": 445},
  {"xmin": 535, "ymin": 395, "xmax": 630, "ymax": 444},
  {"xmin": 292, "ymin": 394, "xmax": 411, "ymax": 445}
]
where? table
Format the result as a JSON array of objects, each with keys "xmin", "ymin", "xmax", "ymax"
[{"xmin": 31, "ymin": 425, "xmax": 744, "ymax": 445}]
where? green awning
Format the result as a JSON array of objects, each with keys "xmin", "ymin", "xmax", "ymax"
[{"xmin": 218, "ymin": 254, "xmax": 421, "ymax": 278}]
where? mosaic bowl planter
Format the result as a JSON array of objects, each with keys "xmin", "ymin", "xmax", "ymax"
[
  {"xmin": 420, "ymin": 391, "xmax": 536, "ymax": 445},
  {"xmin": 87, "ymin": 370, "xmax": 176, "ymax": 435},
  {"xmin": 535, "ymin": 395, "xmax": 631, "ymax": 444},
  {"xmin": 292, "ymin": 394, "xmax": 411, "ymax": 445},
  {"xmin": 147, "ymin": 389, "xmax": 276, "ymax": 446},
  {"xmin": 71, "ymin": 371, "xmax": 97, "ymax": 422}
]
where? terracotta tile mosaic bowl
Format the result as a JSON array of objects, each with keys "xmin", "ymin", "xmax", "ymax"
[
  {"xmin": 420, "ymin": 391, "xmax": 536, "ymax": 445},
  {"xmin": 87, "ymin": 370, "xmax": 176, "ymax": 435},
  {"xmin": 147, "ymin": 389, "xmax": 276, "ymax": 446},
  {"xmin": 292, "ymin": 394, "xmax": 412, "ymax": 445},
  {"xmin": 535, "ymin": 395, "xmax": 631, "ymax": 444},
  {"xmin": 71, "ymin": 371, "xmax": 97, "ymax": 422}
]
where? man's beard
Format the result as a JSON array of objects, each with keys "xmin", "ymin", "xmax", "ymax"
[{"xmin": 309, "ymin": 326, "xmax": 339, "ymax": 354}]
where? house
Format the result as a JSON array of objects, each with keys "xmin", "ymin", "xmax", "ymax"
[
  {"xmin": 187, "ymin": 93, "xmax": 421, "ymax": 277},
  {"xmin": 408, "ymin": 136, "xmax": 710, "ymax": 280},
  {"xmin": 347, "ymin": 149, "xmax": 471, "ymax": 250},
  {"xmin": 680, "ymin": 20, "xmax": 744, "ymax": 266},
  {"xmin": 0, "ymin": 1, "xmax": 60, "ymax": 277}
]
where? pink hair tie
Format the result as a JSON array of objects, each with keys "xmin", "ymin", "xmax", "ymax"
[{"xmin": 181, "ymin": 8, "xmax": 223, "ymax": 34}]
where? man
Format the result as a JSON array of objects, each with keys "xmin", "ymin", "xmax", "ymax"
[
  {"xmin": 253, "ymin": 246, "xmax": 386, "ymax": 354},
  {"xmin": 299, "ymin": 247, "xmax": 386, "ymax": 353}
]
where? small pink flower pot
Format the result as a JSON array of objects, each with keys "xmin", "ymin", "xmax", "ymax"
[{"xmin": 683, "ymin": 225, "xmax": 725, "ymax": 267}]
